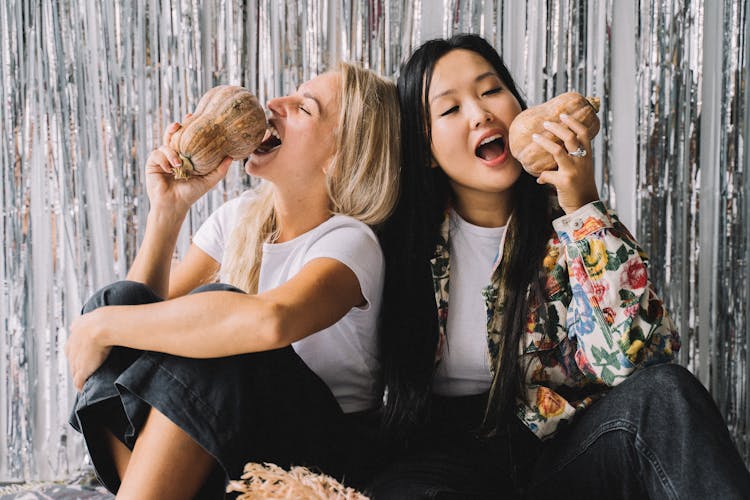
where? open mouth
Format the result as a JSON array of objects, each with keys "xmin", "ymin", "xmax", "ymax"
[
  {"xmin": 254, "ymin": 124, "xmax": 282, "ymax": 154},
  {"xmin": 475, "ymin": 134, "xmax": 506, "ymax": 161}
]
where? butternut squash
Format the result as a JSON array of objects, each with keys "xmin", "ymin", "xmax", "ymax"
[
  {"xmin": 508, "ymin": 92, "xmax": 600, "ymax": 176},
  {"xmin": 169, "ymin": 85, "xmax": 267, "ymax": 179}
]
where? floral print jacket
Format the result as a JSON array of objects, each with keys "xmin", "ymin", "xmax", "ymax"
[{"xmin": 430, "ymin": 201, "xmax": 681, "ymax": 440}]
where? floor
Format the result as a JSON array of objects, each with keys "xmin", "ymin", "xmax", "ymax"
[{"xmin": 0, "ymin": 470, "xmax": 112, "ymax": 500}]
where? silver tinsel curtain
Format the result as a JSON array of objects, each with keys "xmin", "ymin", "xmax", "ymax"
[{"xmin": 1, "ymin": 0, "xmax": 747, "ymax": 482}]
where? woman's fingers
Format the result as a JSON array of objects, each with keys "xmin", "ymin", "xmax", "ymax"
[
  {"xmin": 542, "ymin": 120, "xmax": 581, "ymax": 156},
  {"xmin": 156, "ymin": 120, "xmax": 187, "ymax": 171},
  {"xmin": 531, "ymin": 132, "xmax": 577, "ymax": 170},
  {"xmin": 536, "ymin": 168, "xmax": 563, "ymax": 187},
  {"xmin": 559, "ymin": 113, "xmax": 592, "ymax": 149},
  {"xmin": 163, "ymin": 121, "xmax": 181, "ymax": 146},
  {"xmin": 146, "ymin": 149, "xmax": 174, "ymax": 175},
  {"xmin": 161, "ymin": 114, "xmax": 191, "ymax": 149},
  {"xmin": 539, "ymin": 114, "xmax": 592, "ymax": 155},
  {"xmin": 560, "ymin": 113, "xmax": 593, "ymax": 151},
  {"xmin": 65, "ymin": 327, "xmax": 84, "ymax": 391},
  {"xmin": 532, "ymin": 113, "xmax": 598, "ymax": 214},
  {"xmin": 158, "ymin": 145, "xmax": 182, "ymax": 169}
]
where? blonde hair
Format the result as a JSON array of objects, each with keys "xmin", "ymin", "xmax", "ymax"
[{"xmin": 221, "ymin": 62, "xmax": 400, "ymax": 293}]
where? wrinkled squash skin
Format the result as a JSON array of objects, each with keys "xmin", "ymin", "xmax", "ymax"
[
  {"xmin": 508, "ymin": 92, "xmax": 600, "ymax": 176},
  {"xmin": 169, "ymin": 85, "xmax": 267, "ymax": 179}
]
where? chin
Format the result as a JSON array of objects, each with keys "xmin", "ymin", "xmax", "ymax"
[
  {"xmin": 245, "ymin": 152, "xmax": 278, "ymax": 178},
  {"xmin": 497, "ymin": 159, "xmax": 523, "ymax": 178},
  {"xmin": 486, "ymin": 166, "xmax": 523, "ymax": 192},
  {"xmin": 244, "ymin": 160, "xmax": 260, "ymax": 177}
]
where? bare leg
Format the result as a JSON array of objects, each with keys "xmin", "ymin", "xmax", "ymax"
[
  {"xmin": 105, "ymin": 429, "xmax": 131, "ymax": 480},
  {"xmin": 83, "ymin": 424, "xmax": 132, "ymax": 484},
  {"xmin": 116, "ymin": 407, "xmax": 216, "ymax": 500}
]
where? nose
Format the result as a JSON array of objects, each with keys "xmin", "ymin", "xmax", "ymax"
[
  {"xmin": 266, "ymin": 95, "xmax": 290, "ymax": 117},
  {"xmin": 470, "ymin": 102, "xmax": 492, "ymax": 128}
]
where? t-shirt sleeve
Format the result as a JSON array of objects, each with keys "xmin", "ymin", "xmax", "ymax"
[
  {"xmin": 303, "ymin": 221, "xmax": 384, "ymax": 310},
  {"xmin": 192, "ymin": 194, "xmax": 248, "ymax": 264}
]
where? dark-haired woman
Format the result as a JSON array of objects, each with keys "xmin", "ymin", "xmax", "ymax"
[{"xmin": 371, "ymin": 33, "xmax": 750, "ymax": 499}]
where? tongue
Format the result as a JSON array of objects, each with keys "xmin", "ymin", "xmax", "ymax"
[{"xmin": 477, "ymin": 139, "xmax": 504, "ymax": 161}]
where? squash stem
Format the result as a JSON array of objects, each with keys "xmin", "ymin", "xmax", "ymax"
[
  {"xmin": 586, "ymin": 96, "xmax": 601, "ymax": 113},
  {"xmin": 174, "ymin": 154, "xmax": 195, "ymax": 180}
]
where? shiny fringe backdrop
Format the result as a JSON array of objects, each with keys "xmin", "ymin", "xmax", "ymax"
[{"xmin": 0, "ymin": 0, "xmax": 747, "ymax": 482}]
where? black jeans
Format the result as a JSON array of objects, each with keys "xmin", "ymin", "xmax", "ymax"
[
  {"xmin": 69, "ymin": 280, "xmax": 380, "ymax": 497},
  {"xmin": 369, "ymin": 364, "xmax": 750, "ymax": 499}
]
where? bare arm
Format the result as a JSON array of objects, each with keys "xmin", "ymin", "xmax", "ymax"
[
  {"xmin": 67, "ymin": 258, "xmax": 363, "ymax": 388},
  {"xmin": 127, "ymin": 120, "xmax": 231, "ymax": 297},
  {"xmin": 125, "ymin": 209, "xmax": 186, "ymax": 297},
  {"xmin": 166, "ymin": 244, "xmax": 221, "ymax": 299},
  {"xmin": 125, "ymin": 203, "xmax": 225, "ymax": 299}
]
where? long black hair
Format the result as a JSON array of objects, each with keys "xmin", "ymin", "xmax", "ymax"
[{"xmin": 379, "ymin": 34, "xmax": 556, "ymax": 441}]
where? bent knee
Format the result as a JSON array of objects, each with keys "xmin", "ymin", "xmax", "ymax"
[
  {"xmin": 622, "ymin": 362, "xmax": 710, "ymax": 413},
  {"xmin": 635, "ymin": 362, "xmax": 698, "ymax": 390},
  {"xmin": 188, "ymin": 283, "xmax": 246, "ymax": 295},
  {"xmin": 82, "ymin": 281, "xmax": 162, "ymax": 313}
]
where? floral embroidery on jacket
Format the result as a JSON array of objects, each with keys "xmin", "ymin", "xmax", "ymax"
[{"xmin": 429, "ymin": 201, "xmax": 681, "ymax": 440}]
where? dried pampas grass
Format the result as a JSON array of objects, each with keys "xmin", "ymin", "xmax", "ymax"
[{"xmin": 226, "ymin": 462, "xmax": 370, "ymax": 500}]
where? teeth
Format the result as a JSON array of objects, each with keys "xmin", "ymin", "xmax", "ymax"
[
  {"xmin": 264, "ymin": 124, "xmax": 281, "ymax": 141},
  {"xmin": 259, "ymin": 124, "xmax": 281, "ymax": 147},
  {"xmin": 255, "ymin": 122, "xmax": 283, "ymax": 154},
  {"xmin": 479, "ymin": 134, "xmax": 502, "ymax": 146}
]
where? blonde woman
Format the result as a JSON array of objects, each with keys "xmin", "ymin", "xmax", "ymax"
[{"xmin": 65, "ymin": 62, "xmax": 400, "ymax": 499}]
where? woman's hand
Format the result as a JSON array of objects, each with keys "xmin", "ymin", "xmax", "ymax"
[
  {"xmin": 145, "ymin": 117, "xmax": 234, "ymax": 215},
  {"xmin": 65, "ymin": 309, "xmax": 112, "ymax": 391},
  {"xmin": 532, "ymin": 114, "xmax": 600, "ymax": 214}
]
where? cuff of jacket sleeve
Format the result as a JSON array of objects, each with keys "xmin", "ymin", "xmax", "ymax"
[{"xmin": 552, "ymin": 201, "xmax": 613, "ymax": 243}]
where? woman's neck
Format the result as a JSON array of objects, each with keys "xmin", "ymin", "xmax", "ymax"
[
  {"xmin": 271, "ymin": 186, "xmax": 332, "ymax": 243},
  {"xmin": 452, "ymin": 188, "xmax": 513, "ymax": 228}
]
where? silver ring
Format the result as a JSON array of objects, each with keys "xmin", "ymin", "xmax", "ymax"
[{"xmin": 569, "ymin": 146, "xmax": 587, "ymax": 158}]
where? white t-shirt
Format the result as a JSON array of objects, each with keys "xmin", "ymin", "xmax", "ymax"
[
  {"xmin": 192, "ymin": 190, "xmax": 384, "ymax": 413},
  {"xmin": 432, "ymin": 209, "xmax": 506, "ymax": 397}
]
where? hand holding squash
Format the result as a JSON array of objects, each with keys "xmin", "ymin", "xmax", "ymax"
[
  {"xmin": 169, "ymin": 85, "xmax": 268, "ymax": 179},
  {"xmin": 508, "ymin": 92, "xmax": 600, "ymax": 176},
  {"xmin": 529, "ymin": 114, "xmax": 600, "ymax": 214},
  {"xmin": 145, "ymin": 121, "xmax": 233, "ymax": 214}
]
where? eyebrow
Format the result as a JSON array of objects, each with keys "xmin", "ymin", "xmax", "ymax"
[
  {"xmin": 302, "ymin": 92, "xmax": 324, "ymax": 115},
  {"xmin": 429, "ymin": 71, "xmax": 500, "ymax": 104}
]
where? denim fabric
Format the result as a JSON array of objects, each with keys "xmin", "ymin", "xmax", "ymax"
[
  {"xmin": 369, "ymin": 364, "xmax": 750, "ymax": 500},
  {"xmin": 526, "ymin": 363, "xmax": 750, "ymax": 500},
  {"xmin": 69, "ymin": 281, "xmax": 379, "ymax": 497},
  {"xmin": 368, "ymin": 393, "xmax": 531, "ymax": 500}
]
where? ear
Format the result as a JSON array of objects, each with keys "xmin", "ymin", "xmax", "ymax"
[{"xmin": 430, "ymin": 156, "xmax": 439, "ymax": 169}]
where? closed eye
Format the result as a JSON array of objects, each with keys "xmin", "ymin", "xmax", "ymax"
[
  {"xmin": 440, "ymin": 105, "xmax": 458, "ymax": 117},
  {"xmin": 483, "ymin": 87, "xmax": 502, "ymax": 96},
  {"xmin": 299, "ymin": 106, "xmax": 312, "ymax": 115}
]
